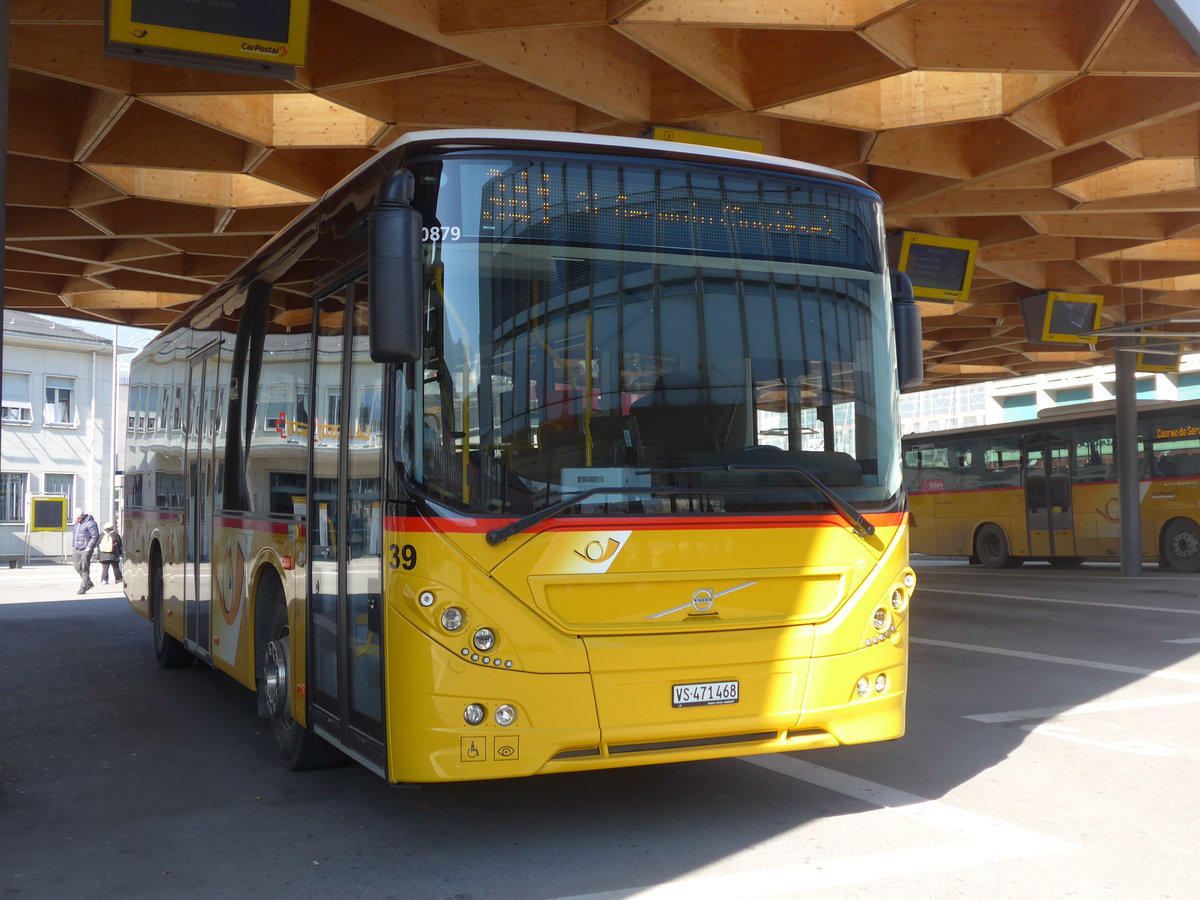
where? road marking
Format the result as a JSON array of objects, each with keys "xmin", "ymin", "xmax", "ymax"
[
  {"xmin": 913, "ymin": 637, "xmax": 1200, "ymax": 684},
  {"xmin": 1164, "ymin": 636, "xmax": 1200, "ymax": 644},
  {"xmin": 1021, "ymin": 723, "xmax": 1176, "ymax": 756},
  {"xmin": 550, "ymin": 756, "xmax": 1070, "ymax": 900},
  {"xmin": 966, "ymin": 691, "xmax": 1200, "ymax": 724},
  {"xmin": 917, "ymin": 587, "xmax": 1200, "ymax": 616}
]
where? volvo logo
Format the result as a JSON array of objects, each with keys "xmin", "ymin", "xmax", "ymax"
[{"xmin": 646, "ymin": 581, "xmax": 757, "ymax": 620}]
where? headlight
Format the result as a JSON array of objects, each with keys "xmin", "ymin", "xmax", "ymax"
[
  {"xmin": 855, "ymin": 677, "xmax": 870, "ymax": 698},
  {"xmin": 891, "ymin": 589, "xmax": 906, "ymax": 611},
  {"xmin": 903, "ymin": 572, "xmax": 916, "ymax": 589},
  {"xmin": 495, "ymin": 704, "xmax": 517, "ymax": 726},
  {"xmin": 440, "ymin": 607, "xmax": 465, "ymax": 632},
  {"xmin": 418, "ymin": 590, "xmax": 436, "ymax": 608},
  {"xmin": 875, "ymin": 674, "xmax": 888, "ymax": 693},
  {"xmin": 473, "ymin": 628, "xmax": 496, "ymax": 652},
  {"xmin": 872, "ymin": 607, "xmax": 891, "ymax": 631},
  {"xmin": 463, "ymin": 703, "xmax": 485, "ymax": 725}
]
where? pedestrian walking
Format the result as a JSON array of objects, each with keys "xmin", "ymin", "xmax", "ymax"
[
  {"xmin": 72, "ymin": 507, "xmax": 100, "ymax": 594},
  {"xmin": 98, "ymin": 522, "xmax": 124, "ymax": 585}
]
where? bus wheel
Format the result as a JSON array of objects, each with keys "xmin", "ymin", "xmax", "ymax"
[
  {"xmin": 1162, "ymin": 519, "xmax": 1200, "ymax": 573},
  {"xmin": 975, "ymin": 524, "xmax": 1019, "ymax": 569},
  {"xmin": 152, "ymin": 556, "xmax": 193, "ymax": 668},
  {"xmin": 262, "ymin": 601, "xmax": 344, "ymax": 771}
]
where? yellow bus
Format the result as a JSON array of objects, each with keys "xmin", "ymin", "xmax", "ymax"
[
  {"xmin": 123, "ymin": 129, "xmax": 923, "ymax": 782},
  {"xmin": 903, "ymin": 399, "xmax": 1200, "ymax": 572}
]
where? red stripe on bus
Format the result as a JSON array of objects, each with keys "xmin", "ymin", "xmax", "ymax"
[{"xmin": 384, "ymin": 512, "xmax": 906, "ymax": 534}]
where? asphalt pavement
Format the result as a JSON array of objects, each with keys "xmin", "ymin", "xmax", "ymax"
[{"xmin": 3, "ymin": 558, "xmax": 1199, "ymax": 899}]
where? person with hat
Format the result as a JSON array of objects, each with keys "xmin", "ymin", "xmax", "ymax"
[
  {"xmin": 97, "ymin": 521, "xmax": 124, "ymax": 585},
  {"xmin": 72, "ymin": 507, "xmax": 100, "ymax": 594}
]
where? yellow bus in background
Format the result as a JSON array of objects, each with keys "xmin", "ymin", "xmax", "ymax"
[
  {"xmin": 903, "ymin": 400, "xmax": 1200, "ymax": 572},
  {"xmin": 123, "ymin": 129, "xmax": 922, "ymax": 782}
]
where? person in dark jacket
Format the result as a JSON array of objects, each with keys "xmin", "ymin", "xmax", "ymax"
[
  {"xmin": 97, "ymin": 521, "xmax": 123, "ymax": 585},
  {"xmin": 72, "ymin": 507, "xmax": 100, "ymax": 594}
]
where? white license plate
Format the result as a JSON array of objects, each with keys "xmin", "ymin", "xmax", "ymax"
[{"xmin": 672, "ymin": 680, "xmax": 739, "ymax": 708}]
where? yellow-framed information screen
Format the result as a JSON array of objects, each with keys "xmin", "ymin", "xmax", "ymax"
[
  {"xmin": 1136, "ymin": 335, "xmax": 1184, "ymax": 373},
  {"xmin": 1020, "ymin": 291, "xmax": 1104, "ymax": 345},
  {"xmin": 107, "ymin": 0, "xmax": 309, "ymax": 76},
  {"xmin": 889, "ymin": 231, "xmax": 979, "ymax": 303},
  {"xmin": 31, "ymin": 497, "xmax": 68, "ymax": 533}
]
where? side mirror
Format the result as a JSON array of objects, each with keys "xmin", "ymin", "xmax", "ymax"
[
  {"xmin": 891, "ymin": 271, "xmax": 924, "ymax": 391},
  {"xmin": 368, "ymin": 170, "xmax": 424, "ymax": 363}
]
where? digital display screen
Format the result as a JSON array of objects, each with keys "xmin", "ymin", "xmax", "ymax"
[
  {"xmin": 1048, "ymin": 298, "xmax": 1099, "ymax": 335},
  {"xmin": 466, "ymin": 159, "xmax": 879, "ymax": 269},
  {"xmin": 131, "ymin": 0, "xmax": 293, "ymax": 43},
  {"xmin": 903, "ymin": 242, "xmax": 970, "ymax": 293}
]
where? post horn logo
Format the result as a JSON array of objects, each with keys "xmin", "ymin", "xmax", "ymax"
[{"xmin": 574, "ymin": 538, "xmax": 621, "ymax": 564}]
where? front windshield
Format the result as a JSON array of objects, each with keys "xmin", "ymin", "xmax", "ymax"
[{"xmin": 399, "ymin": 151, "xmax": 901, "ymax": 517}]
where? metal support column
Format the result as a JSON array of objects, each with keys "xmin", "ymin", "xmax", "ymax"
[{"xmin": 1115, "ymin": 337, "xmax": 1141, "ymax": 576}]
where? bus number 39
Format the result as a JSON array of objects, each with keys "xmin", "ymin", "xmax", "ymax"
[
  {"xmin": 389, "ymin": 544, "xmax": 418, "ymax": 570},
  {"xmin": 422, "ymin": 226, "xmax": 461, "ymax": 242}
]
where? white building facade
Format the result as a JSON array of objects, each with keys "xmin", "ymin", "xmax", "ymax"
[
  {"xmin": 1, "ymin": 311, "xmax": 120, "ymax": 562},
  {"xmin": 901, "ymin": 354, "xmax": 1200, "ymax": 436}
]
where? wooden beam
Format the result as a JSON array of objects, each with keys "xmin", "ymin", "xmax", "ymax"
[
  {"xmin": 336, "ymin": 1, "xmax": 653, "ymax": 121},
  {"xmin": 10, "ymin": 24, "xmax": 132, "ymax": 92},
  {"xmin": 440, "ymin": 0, "xmax": 609, "ymax": 33},
  {"xmin": 1088, "ymin": 0, "xmax": 1200, "ymax": 75},
  {"xmin": 84, "ymin": 101, "xmax": 251, "ymax": 172},
  {"xmin": 309, "ymin": 3, "xmax": 475, "ymax": 88}
]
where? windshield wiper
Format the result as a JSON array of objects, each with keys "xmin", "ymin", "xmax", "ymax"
[
  {"xmin": 660, "ymin": 464, "xmax": 875, "ymax": 538},
  {"xmin": 486, "ymin": 485, "xmax": 682, "ymax": 545}
]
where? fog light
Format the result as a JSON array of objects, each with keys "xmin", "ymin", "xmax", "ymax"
[
  {"xmin": 441, "ymin": 607, "xmax": 465, "ymax": 632},
  {"xmin": 418, "ymin": 590, "xmax": 435, "ymax": 608},
  {"xmin": 464, "ymin": 703, "xmax": 485, "ymax": 726},
  {"xmin": 856, "ymin": 677, "xmax": 870, "ymax": 698},
  {"xmin": 495, "ymin": 704, "xmax": 516, "ymax": 726},
  {"xmin": 875, "ymin": 674, "xmax": 888, "ymax": 693},
  {"xmin": 473, "ymin": 628, "xmax": 496, "ymax": 652},
  {"xmin": 872, "ymin": 607, "xmax": 890, "ymax": 631}
]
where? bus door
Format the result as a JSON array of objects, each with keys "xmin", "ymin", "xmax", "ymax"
[
  {"xmin": 307, "ymin": 283, "xmax": 386, "ymax": 773},
  {"xmin": 185, "ymin": 344, "xmax": 221, "ymax": 659},
  {"xmin": 1024, "ymin": 440, "xmax": 1078, "ymax": 558}
]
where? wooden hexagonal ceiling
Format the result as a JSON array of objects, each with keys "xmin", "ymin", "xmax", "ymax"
[{"xmin": 9, "ymin": 0, "xmax": 1200, "ymax": 387}]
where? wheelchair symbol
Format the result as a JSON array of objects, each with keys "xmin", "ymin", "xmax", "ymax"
[{"xmin": 461, "ymin": 737, "xmax": 486, "ymax": 762}]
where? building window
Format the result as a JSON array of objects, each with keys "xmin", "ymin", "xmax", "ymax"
[
  {"xmin": 45, "ymin": 474, "xmax": 74, "ymax": 508},
  {"xmin": 44, "ymin": 375, "xmax": 76, "ymax": 426},
  {"xmin": 1, "ymin": 473, "xmax": 27, "ymax": 523},
  {"xmin": 262, "ymin": 383, "xmax": 288, "ymax": 433},
  {"xmin": 2, "ymin": 372, "xmax": 33, "ymax": 423}
]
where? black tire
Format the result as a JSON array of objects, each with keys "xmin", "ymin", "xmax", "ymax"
[
  {"xmin": 152, "ymin": 555, "xmax": 193, "ymax": 668},
  {"xmin": 975, "ymin": 523, "xmax": 1020, "ymax": 569},
  {"xmin": 1162, "ymin": 518, "xmax": 1200, "ymax": 573},
  {"xmin": 1047, "ymin": 557, "xmax": 1086, "ymax": 568},
  {"xmin": 261, "ymin": 598, "xmax": 345, "ymax": 771}
]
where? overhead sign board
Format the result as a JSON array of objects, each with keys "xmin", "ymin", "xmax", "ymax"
[
  {"xmin": 1020, "ymin": 291, "xmax": 1104, "ymax": 345},
  {"xmin": 887, "ymin": 231, "xmax": 979, "ymax": 303},
  {"xmin": 106, "ymin": 0, "xmax": 310, "ymax": 79},
  {"xmin": 1135, "ymin": 335, "xmax": 1185, "ymax": 373},
  {"xmin": 649, "ymin": 127, "xmax": 765, "ymax": 155}
]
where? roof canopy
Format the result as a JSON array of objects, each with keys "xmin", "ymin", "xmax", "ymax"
[{"xmin": 9, "ymin": 0, "xmax": 1200, "ymax": 386}]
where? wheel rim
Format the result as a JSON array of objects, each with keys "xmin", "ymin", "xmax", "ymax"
[
  {"xmin": 263, "ymin": 635, "xmax": 290, "ymax": 719},
  {"xmin": 982, "ymin": 532, "xmax": 1001, "ymax": 559},
  {"xmin": 1171, "ymin": 527, "xmax": 1199, "ymax": 561}
]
